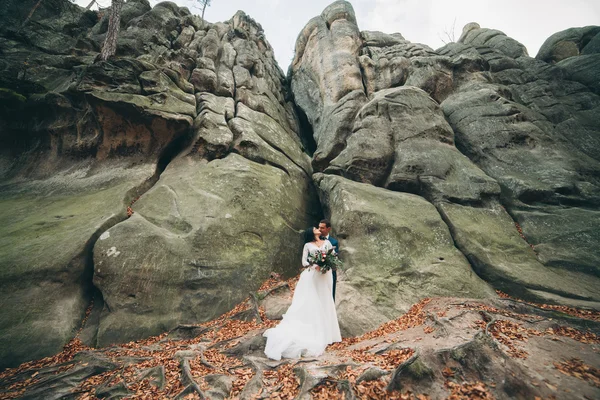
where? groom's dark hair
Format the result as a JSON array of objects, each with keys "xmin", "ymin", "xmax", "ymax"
[{"xmin": 319, "ymin": 219, "xmax": 331, "ymax": 228}]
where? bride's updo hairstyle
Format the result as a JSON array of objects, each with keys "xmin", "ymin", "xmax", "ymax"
[{"xmin": 303, "ymin": 226, "xmax": 317, "ymax": 244}]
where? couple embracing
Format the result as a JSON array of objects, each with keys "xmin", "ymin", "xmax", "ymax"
[{"xmin": 263, "ymin": 220, "xmax": 342, "ymax": 360}]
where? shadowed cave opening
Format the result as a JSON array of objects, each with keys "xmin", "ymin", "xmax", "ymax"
[
  {"xmin": 294, "ymin": 103, "xmax": 317, "ymax": 157},
  {"xmin": 156, "ymin": 129, "xmax": 195, "ymax": 175}
]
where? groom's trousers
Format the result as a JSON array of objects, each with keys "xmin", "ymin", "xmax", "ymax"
[{"xmin": 332, "ymin": 269, "xmax": 337, "ymax": 301}]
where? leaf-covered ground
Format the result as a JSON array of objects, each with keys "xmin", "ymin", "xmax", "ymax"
[{"xmin": 1, "ymin": 275, "xmax": 599, "ymax": 399}]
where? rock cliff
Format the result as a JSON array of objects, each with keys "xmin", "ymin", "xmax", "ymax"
[
  {"xmin": 290, "ymin": 1, "xmax": 600, "ymax": 319},
  {"xmin": 0, "ymin": 0, "xmax": 599, "ymax": 371},
  {"xmin": 0, "ymin": 0, "xmax": 316, "ymax": 368}
]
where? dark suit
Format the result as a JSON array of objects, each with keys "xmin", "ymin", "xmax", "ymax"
[{"xmin": 324, "ymin": 235, "xmax": 339, "ymax": 301}]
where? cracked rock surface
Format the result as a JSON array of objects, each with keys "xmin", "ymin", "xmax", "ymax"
[
  {"xmin": 1, "ymin": 0, "xmax": 599, "ymax": 376},
  {"xmin": 290, "ymin": 1, "xmax": 600, "ymax": 313},
  {"xmin": 0, "ymin": 0, "xmax": 315, "ymax": 368}
]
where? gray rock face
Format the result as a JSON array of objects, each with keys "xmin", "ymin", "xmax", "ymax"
[
  {"xmin": 314, "ymin": 174, "xmax": 496, "ymax": 319},
  {"xmin": 532, "ymin": 26, "xmax": 600, "ymax": 96},
  {"xmin": 533, "ymin": 26, "xmax": 600, "ymax": 98},
  {"xmin": 438, "ymin": 31, "xmax": 600, "ymax": 297},
  {"xmin": 557, "ymin": 54, "xmax": 600, "ymax": 95},
  {"xmin": 0, "ymin": 0, "xmax": 313, "ymax": 368},
  {"xmin": 327, "ymin": 86, "xmax": 500, "ymax": 204},
  {"xmin": 0, "ymin": 163, "xmax": 153, "ymax": 369},
  {"xmin": 291, "ymin": 1, "xmax": 600, "ymax": 312},
  {"xmin": 87, "ymin": 9, "xmax": 317, "ymax": 347},
  {"xmin": 458, "ymin": 24, "xmax": 528, "ymax": 58},
  {"xmin": 536, "ymin": 26, "xmax": 600, "ymax": 63},
  {"xmin": 290, "ymin": 1, "xmax": 365, "ymax": 170},
  {"xmin": 94, "ymin": 154, "xmax": 317, "ymax": 346},
  {"xmin": 0, "ymin": 0, "xmax": 196, "ymax": 368},
  {"xmin": 582, "ymin": 30, "xmax": 600, "ymax": 55}
]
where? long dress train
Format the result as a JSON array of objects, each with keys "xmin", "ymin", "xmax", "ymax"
[{"xmin": 263, "ymin": 241, "xmax": 341, "ymax": 360}]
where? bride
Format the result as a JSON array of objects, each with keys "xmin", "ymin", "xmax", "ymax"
[{"xmin": 263, "ymin": 227, "xmax": 342, "ymax": 360}]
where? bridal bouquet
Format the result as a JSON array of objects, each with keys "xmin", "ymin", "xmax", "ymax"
[{"xmin": 307, "ymin": 248, "xmax": 342, "ymax": 274}]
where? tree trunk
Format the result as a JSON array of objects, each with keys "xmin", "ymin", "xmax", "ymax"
[
  {"xmin": 100, "ymin": 0, "xmax": 124, "ymax": 61},
  {"xmin": 22, "ymin": 0, "xmax": 44, "ymax": 27},
  {"xmin": 86, "ymin": 0, "xmax": 97, "ymax": 10},
  {"xmin": 201, "ymin": 2, "xmax": 207, "ymax": 21}
]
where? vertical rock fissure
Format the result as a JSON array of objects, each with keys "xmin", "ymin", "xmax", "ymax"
[
  {"xmin": 496, "ymin": 199, "xmax": 539, "ymax": 254},
  {"xmin": 357, "ymin": 54, "xmax": 370, "ymax": 98},
  {"xmin": 430, "ymin": 201, "xmax": 493, "ymax": 289},
  {"xmin": 77, "ymin": 217, "xmax": 121, "ymax": 347},
  {"xmin": 288, "ymin": 83, "xmax": 326, "ymax": 224},
  {"xmin": 293, "ymin": 101, "xmax": 317, "ymax": 157}
]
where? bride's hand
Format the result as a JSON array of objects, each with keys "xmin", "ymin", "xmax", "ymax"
[{"xmin": 315, "ymin": 266, "xmax": 320, "ymax": 272}]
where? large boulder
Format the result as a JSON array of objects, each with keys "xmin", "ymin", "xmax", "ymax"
[
  {"xmin": 94, "ymin": 154, "xmax": 317, "ymax": 345},
  {"xmin": 326, "ymin": 86, "xmax": 500, "ymax": 204},
  {"xmin": 90, "ymin": 10, "xmax": 316, "ymax": 346},
  {"xmin": 0, "ymin": 162, "xmax": 154, "ymax": 369},
  {"xmin": 314, "ymin": 174, "xmax": 496, "ymax": 332},
  {"xmin": 533, "ymin": 26, "xmax": 600, "ymax": 96},
  {"xmin": 291, "ymin": 4, "xmax": 600, "ymax": 310},
  {"xmin": 458, "ymin": 23, "xmax": 529, "ymax": 58},
  {"xmin": 0, "ymin": 44, "xmax": 194, "ymax": 369},
  {"xmin": 0, "ymin": 79, "xmax": 192, "ymax": 370},
  {"xmin": 290, "ymin": 0, "xmax": 366, "ymax": 170},
  {"xmin": 0, "ymin": 0, "xmax": 313, "ymax": 368},
  {"xmin": 536, "ymin": 26, "xmax": 600, "ymax": 63},
  {"xmin": 439, "ymin": 43, "xmax": 600, "ymax": 304}
]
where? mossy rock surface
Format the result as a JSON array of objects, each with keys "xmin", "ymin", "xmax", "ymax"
[{"xmin": 0, "ymin": 163, "xmax": 153, "ymax": 369}]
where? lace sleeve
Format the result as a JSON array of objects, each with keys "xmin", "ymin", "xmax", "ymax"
[{"xmin": 301, "ymin": 243, "xmax": 310, "ymax": 267}]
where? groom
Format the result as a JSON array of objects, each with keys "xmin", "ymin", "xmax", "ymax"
[{"xmin": 318, "ymin": 219, "xmax": 339, "ymax": 301}]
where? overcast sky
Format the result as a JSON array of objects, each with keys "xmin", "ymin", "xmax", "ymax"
[{"xmin": 75, "ymin": 0, "xmax": 600, "ymax": 70}]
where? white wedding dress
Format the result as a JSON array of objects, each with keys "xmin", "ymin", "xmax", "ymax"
[{"xmin": 263, "ymin": 240, "xmax": 342, "ymax": 360}]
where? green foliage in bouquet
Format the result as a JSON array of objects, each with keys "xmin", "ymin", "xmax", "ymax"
[{"xmin": 307, "ymin": 248, "xmax": 342, "ymax": 274}]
